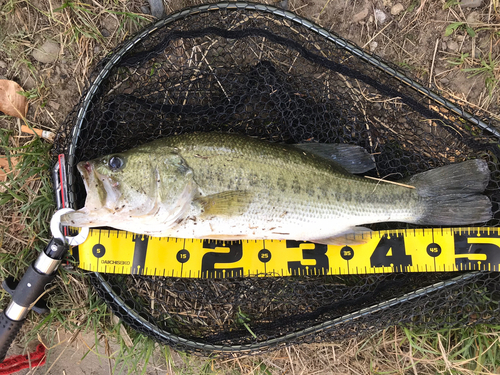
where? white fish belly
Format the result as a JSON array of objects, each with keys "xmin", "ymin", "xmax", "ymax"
[{"xmin": 142, "ymin": 206, "xmax": 420, "ymax": 241}]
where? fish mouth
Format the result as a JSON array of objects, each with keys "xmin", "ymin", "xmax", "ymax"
[
  {"xmin": 60, "ymin": 161, "xmax": 121, "ymax": 227},
  {"xmin": 77, "ymin": 160, "xmax": 122, "ymax": 211},
  {"xmin": 77, "ymin": 160, "xmax": 107, "ymax": 210},
  {"xmin": 77, "ymin": 161, "xmax": 93, "ymax": 185}
]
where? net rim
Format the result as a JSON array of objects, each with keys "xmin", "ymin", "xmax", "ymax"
[{"xmin": 62, "ymin": 1, "xmax": 500, "ymax": 353}]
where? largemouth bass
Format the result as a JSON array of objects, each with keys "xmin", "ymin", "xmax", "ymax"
[{"xmin": 61, "ymin": 133, "xmax": 491, "ymax": 244}]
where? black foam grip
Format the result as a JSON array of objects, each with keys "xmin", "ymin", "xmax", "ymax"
[
  {"xmin": 0, "ymin": 312, "xmax": 24, "ymax": 362},
  {"xmin": 13, "ymin": 264, "xmax": 55, "ymax": 308}
]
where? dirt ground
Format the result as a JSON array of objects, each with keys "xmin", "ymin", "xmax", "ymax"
[
  {"xmin": 9, "ymin": 331, "xmax": 165, "ymax": 375},
  {"xmin": 0, "ymin": 0, "xmax": 499, "ymax": 373}
]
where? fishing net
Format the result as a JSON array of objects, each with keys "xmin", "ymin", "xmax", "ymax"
[{"xmin": 53, "ymin": 3, "xmax": 500, "ymax": 355}]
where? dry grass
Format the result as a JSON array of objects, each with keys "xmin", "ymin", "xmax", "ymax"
[{"xmin": 152, "ymin": 326, "xmax": 500, "ymax": 374}]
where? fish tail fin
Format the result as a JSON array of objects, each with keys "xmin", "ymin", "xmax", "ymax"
[{"xmin": 410, "ymin": 159, "xmax": 492, "ymax": 225}]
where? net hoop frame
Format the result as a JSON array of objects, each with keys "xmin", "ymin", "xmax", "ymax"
[{"xmin": 64, "ymin": 2, "xmax": 500, "ymax": 354}]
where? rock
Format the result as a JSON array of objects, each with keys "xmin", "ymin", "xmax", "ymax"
[
  {"xmin": 48, "ymin": 101, "xmax": 60, "ymax": 110},
  {"xmin": 447, "ymin": 40, "xmax": 459, "ymax": 52},
  {"xmin": 369, "ymin": 41, "xmax": 378, "ymax": 52},
  {"xmin": 32, "ymin": 40, "xmax": 60, "ymax": 64},
  {"xmin": 278, "ymin": 0, "xmax": 289, "ymax": 9},
  {"xmin": 148, "ymin": 0, "xmax": 165, "ymax": 18},
  {"xmin": 23, "ymin": 76, "xmax": 36, "ymax": 90},
  {"xmin": 353, "ymin": 7, "xmax": 369, "ymax": 23},
  {"xmin": 391, "ymin": 3, "xmax": 404, "ymax": 15},
  {"xmin": 100, "ymin": 28, "xmax": 111, "ymax": 38},
  {"xmin": 140, "ymin": 5, "xmax": 150, "ymax": 14},
  {"xmin": 94, "ymin": 46, "xmax": 101, "ymax": 54},
  {"xmin": 441, "ymin": 41, "xmax": 447, "ymax": 50},
  {"xmin": 460, "ymin": 0, "xmax": 482, "ymax": 7},
  {"xmin": 0, "ymin": 60, "xmax": 6, "ymax": 69},
  {"xmin": 374, "ymin": 9, "xmax": 387, "ymax": 24},
  {"xmin": 466, "ymin": 11, "xmax": 481, "ymax": 23},
  {"xmin": 101, "ymin": 14, "xmax": 119, "ymax": 34}
]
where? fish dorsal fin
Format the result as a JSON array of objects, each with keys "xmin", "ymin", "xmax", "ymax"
[
  {"xmin": 294, "ymin": 143, "xmax": 375, "ymax": 174},
  {"xmin": 312, "ymin": 227, "xmax": 373, "ymax": 246},
  {"xmin": 195, "ymin": 190, "xmax": 253, "ymax": 217}
]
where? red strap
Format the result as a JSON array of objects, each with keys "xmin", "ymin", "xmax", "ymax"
[{"xmin": 0, "ymin": 344, "xmax": 46, "ymax": 374}]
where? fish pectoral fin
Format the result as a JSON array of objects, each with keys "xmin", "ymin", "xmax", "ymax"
[
  {"xmin": 294, "ymin": 143, "xmax": 375, "ymax": 174},
  {"xmin": 312, "ymin": 227, "xmax": 373, "ymax": 245},
  {"xmin": 194, "ymin": 190, "xmax": 253, "ymax": 217}
]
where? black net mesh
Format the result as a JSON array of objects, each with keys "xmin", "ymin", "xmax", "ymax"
[{"xmin": 53, "ymin": 3, "xmax": 500, "ymax": 355}]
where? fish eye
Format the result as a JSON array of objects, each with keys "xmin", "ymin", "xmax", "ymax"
[{"xmin": 109, "ymin": 156, "xmax": 124, "ymax": 171}]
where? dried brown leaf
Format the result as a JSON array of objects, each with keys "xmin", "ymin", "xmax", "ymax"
[
  {"xmin": 0, "ymin": 157, "xmax": 18, "ymax": 183},
  {"xmin": 0, "ymin": 79, "xmax": 28, "ymax": 118}
]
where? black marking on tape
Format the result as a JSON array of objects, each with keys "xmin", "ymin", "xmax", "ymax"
[
  {"xmin": 132, "ymin": 234, "xmax": 149, "ymax": 275},
  {"xmin": 72, "ymin": 245, "xmax": 80, "ymax": 264},
  {"xmin": 201, "ymin": 240, "xmax": 243, "ymax": 278}
]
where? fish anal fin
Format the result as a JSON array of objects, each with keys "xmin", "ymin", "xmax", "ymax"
[
  {"xmin": 312, "ymin": 227, "xmax": 373, "ymax": 246},
  {"xmin": 195, "ymin": 190, "xmax": 253, "ymax": 217}
]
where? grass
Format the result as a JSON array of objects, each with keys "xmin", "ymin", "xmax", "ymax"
[
  {"xmin": 462, "ymin": 53, "xmax": 500, "ymax": 97},
  {"xmin": 401, "ymin": 326, "xmax": 500, "ymax": 374},
  {"xmin": 0, "ymin": 128, "xmax": 53, "ymax": 269},
  {"xmin": 54, "ymin": 1, "xmax": 104, "ymax": 42},
  {"xmin": 444, "ymin": 21, "xmax": 476, "ymax": 38},
  {"xmin": 0, "ymin": 0, "xmax": 156, "ymax": 371},
  {"xmin": 0, "ymin": 0, "xmax": 500, "ymax": 373},
  {"xmin": 441, "ymin": 1, "xmax": 500, "ymax": 107}
]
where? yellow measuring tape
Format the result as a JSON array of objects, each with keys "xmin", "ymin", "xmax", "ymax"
[{"xmin": 71, "ymin": 227, "xmax": 500, "ymax": 277}]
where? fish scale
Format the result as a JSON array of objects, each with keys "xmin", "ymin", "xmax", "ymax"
[{"xmin": 169, "ymin": 134, "xmax": 417, "ymax": 220}]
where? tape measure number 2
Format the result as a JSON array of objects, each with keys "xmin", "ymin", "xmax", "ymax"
[{"xmin": 71, "ymin": 227, "xmax": 500, "ymax": 277}]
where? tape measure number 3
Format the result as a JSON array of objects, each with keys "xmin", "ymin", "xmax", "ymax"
[{"xmin": 71, "ymin": 227, "xmax": 500, "ymax": 277}]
